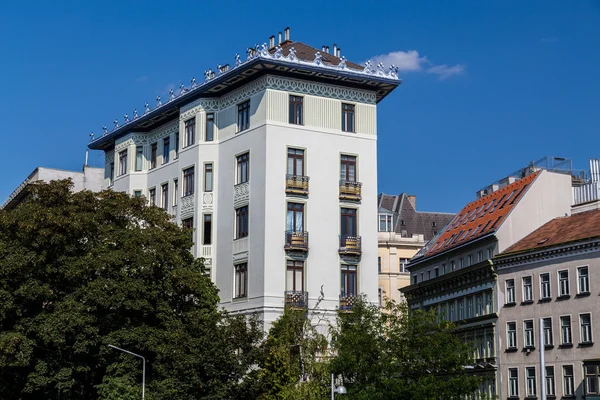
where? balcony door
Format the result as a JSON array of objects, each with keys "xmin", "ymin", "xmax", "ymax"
[
  {"xmin": 341, "ymin": 208, "xmax": 357, "ymax": 236},
  {"xmin": 287, "ymin": 203, "xmax": 304, "ymax": 232},
  {"xmin": 287, "ymin": 148, "xmax": 304, "ymax": 176},
  {"xmin": 340, "ymin": 155, "xmax": 356, "ymax": 182},
  {"xmin": 341, "ymin": 265, "xmax": 357, "ymax": 296},
  {"xmin": 287, "ymin": 260, "xmax": 304, "ymax": 292}
]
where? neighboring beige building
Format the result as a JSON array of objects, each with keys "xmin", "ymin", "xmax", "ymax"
[
  {"xmin": 1, "ymin": 165, "xmax": 103, "ymax": 210},
  {"xmin": 377, "ymin": 193, "xmax": 453, "ymax": 305},
  {"xmin": 495, "ymin": 207, "xmax": 600, "ymax": 400}
]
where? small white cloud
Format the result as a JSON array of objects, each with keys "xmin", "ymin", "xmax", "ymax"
[
  {"xmin": 369, "ymin": 50, "xmax": 465, "ymax": 80},
  {"xmin": 426, "ymin": 64, "xmax": 465, "ymax": 80}
]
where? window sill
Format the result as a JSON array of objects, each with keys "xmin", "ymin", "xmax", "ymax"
[
  {"xmin": 539, "ymin": 297, "xmax": 552, "ymax": 303},
  {"xmin": 525, "ymin": 396, "xmax": 538, "ymax": 399},
  {"xmin": 578, "ymin": 341, "xmax": 594, "ymax": 347},
  {"xmin": 234, "ymin": 236, "xmax": 249, "ymax": 241},
  {"xmin": 521, "ymin": 300, "xmax": 534, "ymax": 305},
  {"xmin": 506, "ymin": 347, "xmax": 519, "ymax": 353},
  {"xmin": 523, "ymin": 346, "xmax": 536, "ymax": 351},
  {"xmin": 557, "ymin": 294, "xmax": 571, "ymax": 300},
  {"xmin": 233, "ymin": 296, "xmax": 247, "ymax": 301},
  {"xmin": 558, "ymin": 343, "xmax": 573, "ymax": 348},
  {"xmin": 576, "ymin": 292, "xmax": 591, "ymax": 298},
  {"xmin": 544, "ymin": 344, "xmax": 555, "ymax": 349},
  {"xmin": 505, "ymin": 302, "xmax": 517, "ymax": 307}
]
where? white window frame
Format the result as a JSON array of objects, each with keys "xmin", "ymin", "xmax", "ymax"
[
  {"xmin": 558, "ymin": 269, "xmax": 570, "ymax": 297},
  {"xmin": 543, "ymin": 317, "xmax": 553, "ymax": 346},
  {"xmin": 546, "ymin": 365, "xmax": 555, "ymax": 397},
  {"xmin": 580, "ymin": 313, "xmax": 593, "ymax": 344},
  {"xmin": 540, "ymin": 272, "xmax": 551, "ymax": 299},
  {"xmin": 560, "ymin": 315, "xmax": 572, "ymax": 345},
  {"xmin": 507, "ymin": 321, "xmax": 517, "ymax": 349},
  {"xmin": 508, "ymin": 367, "xmax": 519, "ymax": 397},
  {"xmin": 578, "ymin": 265, "xmax": 590, "ymax": 294},
  {"xmin": 526, "ymin": 366, "xmax": 537, "ymax": 397},
  {"xmin": 563, "ymin": 364, "xmax": 574, "ymax": 396},
  {"xmin": 506, "ymin": 279, "xmax": 516, "ymax": 304},
  {"xmin": 523, "ymin": 275, "xmax": 533, "ymax": 302},
  {"xmin": 524, "ymin": 319, "xmax": 535, "ymax": 348}
]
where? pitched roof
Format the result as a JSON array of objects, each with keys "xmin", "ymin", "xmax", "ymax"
[
  {"xmin": 500, "ymin": 208, "xmax": 600, "ymax": 255},
  {"xmin": 273, "ymin": 41, "xmax": 364, "ymax": 71},
  {"xmin": 422, "ymin": 171, "xmax": 541, "ymax": 258},
  {"xmin": 378, "ymin": 193, "xmax": 455, "ymax": 241}
]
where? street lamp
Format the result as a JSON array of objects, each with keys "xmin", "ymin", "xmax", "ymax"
[
  {"xmin": 107, "ymin": 344, "xmax": 146, "ymax": 400},
  {"xmin": 331, "ymin": 373, "xmax": 347, "ymax": 399}
]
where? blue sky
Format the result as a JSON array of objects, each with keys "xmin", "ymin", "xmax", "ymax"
[{"xmin": 0, "ymin": 1, "xmax": 599, "ymax": 213}]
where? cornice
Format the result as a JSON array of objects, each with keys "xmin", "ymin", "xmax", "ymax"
[{"xmin": 495, "ymin": 239, "xmax": 600, "ymax": 270}]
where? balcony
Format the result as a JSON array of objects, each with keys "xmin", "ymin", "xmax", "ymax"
[
  {"xmin": 339, "ymin": 235, "xmax": 362, "ymax": 255},
  {"xmin": 339, "ymin": 180, "xmax": 362, "ymax": 201},
  {"xmin": 285, "ymin": 290, "xmax": 309, "ymax": 310},
  {"xmin": 339, "ymin": 293, "xmax": 359, "ymax": 311},
  {"xmin": 285, "ymin": 231, "xmax": 309, "ymax": 252},
  {"xmin": 286, "ymin": 175, "xmax": 309, "ymax": 196}
]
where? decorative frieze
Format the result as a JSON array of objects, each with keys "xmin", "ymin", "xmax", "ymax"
[
  {"xmin": 266, "ymin": 76, "xmax": 376, "ymax": 104},
  {"xmin": 234, "ymin": 183, "xmax": 249, "ymax": 208},
  {"xmin": 202, "ymin": 193, "xmax": 214, "ymax": 210},
  {"xmin": 180, "ymin": 195, "xmax": 194, "ymax": 219}
]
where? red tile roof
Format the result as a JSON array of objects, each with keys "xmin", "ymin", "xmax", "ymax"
[
  {"xmin": 501, "ymin": 208, "xmax": 600, "ymax": 255},
  {"xmin": 423, "ymin": 171, "xmax": 541, "ymax": 257}
]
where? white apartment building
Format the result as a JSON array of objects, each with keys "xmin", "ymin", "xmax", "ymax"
[{"xmin": 88, "ymin": 28, "xmax": 401, "ymax": 325}]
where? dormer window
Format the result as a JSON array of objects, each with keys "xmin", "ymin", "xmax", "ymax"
[{"xmin": 378, "ymin": 214, "xmax": 393, "ymax": 232}]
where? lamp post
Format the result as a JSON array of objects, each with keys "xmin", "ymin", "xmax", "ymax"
[
  {"xmin": 108, "ymin": 344, "xmax": 146, "ymax": 399},
  {"xmin": 331, "ymin": 373, "xmax": 347, "ymax": 399}
]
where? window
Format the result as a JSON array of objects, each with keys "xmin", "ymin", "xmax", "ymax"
[
  {"xmin": 578, "ymin": 266, "xmax": 590, "ymax": 294},
  {"xmin": 205, "ymin": 113, "xmax": 215, "ymax": 141},
  {"xmin": 133, "ymin": 190, "xmax": 142, "ymax": 197},
  {"xmin": 203, "ymin": 214, "xmax": 212, "ymax": 245},
  {"xmin": 235, "ymin": 206, "xmax": 249, "ymax": 239},
  {"xmin": 173, "ymin": 179, "xmax": 178, "ymax": 206},
  {"xmin": 204, "ymin": 163, "xmax": 213, "ymax": 192},
  {"xmin": 135, "ymin": 146, "xmax": 143, "ymax": 171},
  {"xmin": 506, "ymin": 279, "xmax": 516, "ymax": 304},
  {"xmin": 467, "ymin": 254, "xmax": 472, "ymax": 266},
  {"xmin": 526, "ymin": 367, "xmax": 536, "ymax": 397},
  {"xmin": 378, "ymin": 257, "xmax": 381, "ymax": 273},
  {"xmin": 543, "ymin": 318, "xmax": 553, "ymax": 346},
  {"xmin": 546, "ymin": 366, "xmax": 555, "ymax": 397},
  {"xmin": 585, "ymin": 365, "xmax": 599, "ymax": 395},
  {"xmin": 434, "ymin": 267, "xmax": 439, "ymax": 277},
  {"xmin": 379, "ymin": 214, "xmax": 393, "ymax": 232},
  {"xmin": 184, "ymin": 118, "xmax": 195, "ymax": 147},
  {"xmin": 449, "ymin": 302, "xmax": 455, "ymax": 321},
  {"xmin": 287, "ymin": 203, "xmax": 304, "ymax": 232},
  {"xmin": 561, "ymin": 316, "xmax": 572, "ymax": 345},
  {"xmin": 182, "ymin": 217, "xmax": 194, "ymax": 243},
  {"xmin": 467, "ymin": 297, "xmax": 473, "ymax": 318},
  {"xmin": 507, "ymin": 322, "xmax": 517, "ymax": 349},
  {"xmin": 458, "ymin": 258, "xmax": 464, "ymax": 269},
  {"xmin": 341, "ymin": 264, "xmax": 357, "ymax": 296},
  {"xmin": 289, "ymin": 95, "xmax": 303, "ymax": 125},
  {"xmin": 109, "ymin": 162, "xmax": 114, "ymax": 185},
  {"xmin": 476, "ymin": 294, "xmax": 483, "ymax": 316},
  {"xmin": 485, "ymin": 291, "xmax": 493, "ymax": 314},
  {"xmin": 559, "ymin": 270, "xmax": 569, "ymax": 296},
  {"xmin": 400, "ymin": 259, "xmax": 409, "ymax": 273},
  {"xmin": 148, "ymin": 143, "xmax": 157, "ymax": 169},
  {"xmin": 236, "ymin": 153, "xmax": 249, "ymax": 184},
  {"xmin": 287, "ymin": 260, "xmax": 304, "ymax": 291},
  {"xmin": 161, "ymin": 183, "xmax": 168, "ymax": 210},
  {"xmin": 341, "ymin": 208, "xmax": 357, "ymax": 236},
  {"xmin": 341, "ymin": 103, "xmax": 355, "ymax": 132},
  {"xmin": 524, "ymin": 320, "xmax": 534, "ymax": 348},
  {"xmin": 509, "ymin": 368, "xmax": 518, "ymax": 397},
  {"xmin": 477, "ymin": 251, "xmax": 483, "ymax": 263},
  {"xmin": 234, "ymin": 263, "xmax": 248, "ymax": 298},
  {"xmin": 183, "ymin": 167, "xmax": 194, "ymax": 196},
  {"xmin": 563, "ymin": 365, "xmax": 574, "ymax": 396},
  {"xmin": 119, "ymin": 150, "xmax": 128, "ymax": 176},
  {"xmin": 451, "ymin": 261, "xmax": 455, "ymax": 271},
  {"xmin": 287, "ymin": 148, "xmax": 304, "ymax": 176},
  {"xmin": 340, "ymin": 155, "xmax": 356, "ymax": 182},
  {"xmin": 541, "ymin": 273, "xmax": 551, "ymax": 299},
  {"xmin": 163, "ymin": 137, "xmax": 170, "ymax": 164},
  {"xmin": 581, "ymin": 313, "xmax": 592, "ymax": 344},
  {"xmin": 458, "ymin": 300, "xmax": 464, "ymax": 319},
  {"xmin": 523, "ymin": 276, "xmax": 533, "ymax": 302},
  {"xmin": 175, "ymin": 132, "xmax": 179, "ymax": 158},
  {"xmin": 487, "ymin": 247, "xmax": 493, "ymax": 259},
  {"xmin": 237, "ymin": 100, "xmax": 250, "ymax": 132},
  {"xmin": 149, "ymin": 188, "xmax": 156, "ymax": 206}
]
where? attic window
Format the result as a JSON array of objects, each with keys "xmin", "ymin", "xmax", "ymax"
[
  {"xmin": 538, "ymin": 238, "xmax": 549, "ymax": 245},
  {"xmin": 432, "ymin": 222, "xmax": 437, "ymax": 227},
  {"xmin": 401, "ymin": 220, "xmax": 405, "ymax": 226}
]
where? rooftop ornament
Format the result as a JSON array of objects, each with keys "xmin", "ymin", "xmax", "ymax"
[
  {"xmin": 156, "ymin": 96, "xmax": 161, "ymax": 107},
  {"xmin": 103, "ymin": 125, "xmax": 108, "ymax": 135},
  {"xmin": 314, "ymin": 52, "xmax": 323, "ymax": 65},
  {"xmin": 190, "ymin": 77, "xmax": 197, "ymax": 88},
  {"xmin": 273, "ymin": 45, "xmax": 283, "ymax": 59},
  {"xmin": 288, "ymin": 47, "xmax": 297, "ymax": 61},
  {"xmin": 338, "ymin": 56, "xmax": 347, "ymax": 69},
  {"xmin": 124, "ymin": 114, "xmax": 129, "ymax": 123},
  {"xmin": 169, "ymin": 89, "xmax": 175, "ymax": 101},
  {"xmin": 235, "ymin": 53, "xmax": 241, "ymax": 66},
  {"xmin": 204, "ymin": 69, "xmax": 214, "ymax": 81},
  {"xmin": 90, "ymin": 132, "xmax": 94, "ymax": 142},
  {"xmin": 144, "ymin": 103, "xmax": 150, "ymax": 114},
  {"xmin": 113, "ymin": 119, "xmax": 119, "ymax": 131},
  {"xmin": 179, "ymin": 83, "xmax": 186, "ymax": 95},
  {"xmin": 133, "ymin": 109, "xmax": 139, "ymax": 119}
]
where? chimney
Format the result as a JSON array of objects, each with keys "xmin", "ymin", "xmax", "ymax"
[
  {"xmin": 407, "ymin": 195, "xmax": 416, "ymax": 209},
  {"xmin": 284, "ymin": 27, "xmax": 290, "ymax": 41},
  {"xmin": 325, "ymin": 46, "xmax": 330, "ymax": 53},
  {"xmin": 337, "ymin": 47, "xmax": 341, "ymax": 57},
  {"xmin": 269, "ymin": 35, "xmax": 275, "ymax": 49},
  {"xmin": 333, "ymin": 43, "xmax": 337, "ymax": 56},
  {"xmin": 278, "ymin": 31, "xmax": 282, "ymax": 44},
  {"xmin": 322, "ymin": 45, "xmax": 326, "ymax": 52},
  {"xmin": 591, "ymin": 158, "xmax": 600, "ymax": 183}
]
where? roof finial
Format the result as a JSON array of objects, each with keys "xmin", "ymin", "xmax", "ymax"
[
  {"xmin": 133, "ymin": 109, "xmax": 139, "ymax": 119},
  {"xmin": 235, "ymin": 53, "xmax": 241, "ymax": 66},
  {"xmin": 191, "ymin": 77, "xmax": 197, "ymax": 88},
  {"xmin": 103, "ymin": 125, "xmax": 108, "ymax": 135},
  {"xmin": 156, "ymin": 95, "xmax": 162, "ymax": 107},
  {"xmin": 169, "ymin": 89, "xmax": 175, "ymax": 101},
  {"xmin": 314, "ymin": 52, "xmax": 323, "ymax": 65},
  {"xmin": 90, "ymin": 132, "xmax": 94, "ymax": 142},
  {"xmin": 179, "ymin": 83, "xmax": 186, "ymax": 94},
  {"xmin": 144, "ymin": 103, "xmax": 150, "ymax": 114},
  {"xmin": 124, "ymin": 113, "xmax": 129, "ymax": 123},
  {"xmin": 113, "ymin": 119, "xmax": 119, "ymax": 130},
  {"xmin": 288, "ymin": 47, "xmax": 297, "ymax": 61},
  {"xmin": 338, "ymin": 56, "xmax": 347, "ymax": 69}
]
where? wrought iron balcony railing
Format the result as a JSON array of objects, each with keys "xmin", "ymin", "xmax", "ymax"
[
  {"xmin": 339, "ymin": 234, "xmax": 362, "ymax": 255},
  {"xmin": 285, "ymin": 231, "xmax": 309, "ymax": 251},
  {"xmin": 339, "ymin": 293, "xmax": 359, "ymax": 311},
  {"xmin": 286, "ymin": 174, "xmax": 310, "ymax": 196},
  {"xmin": 285, "ymin": 290, "xmax": 309, "ymax": 310},
  {"xmin": 339, "ymin": 180, "xmax": 362, "ymax": 201}
]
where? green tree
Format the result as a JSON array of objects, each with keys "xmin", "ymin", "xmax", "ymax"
[
  {"xmin": 0, "ymin": 180, "xmax": 262, "ymax": 399},
  {"xmin": 330, "ymin": 298, "xmax": 482, "ymax": 400}
]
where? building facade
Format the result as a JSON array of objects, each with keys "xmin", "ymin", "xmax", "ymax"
[
  {"xmin": 87, "ymin": 29, "xmax": 401, "ymax": 326},
  {"xmin": 495, "ymin": 208, "xmax": 600, "ymax": 400},
  {"xmin": 402, "ymin": 163, "xmax": 575, "ymax": 398},
  {"xmin": 1, "ymin": 166, "xmax": 103, "ymax": 210},
  {"xmin": 377, "ymin": 193, "xmax": 454, "ymax": 305}
]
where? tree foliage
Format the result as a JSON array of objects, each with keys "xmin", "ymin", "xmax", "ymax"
[
  {"xmin": 330, "ymin": 299, "xmax": 482, "ymax": 400},
  {"xmin": 0, "ymin": 180, "xmax": 262, "ymax": 399}
]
